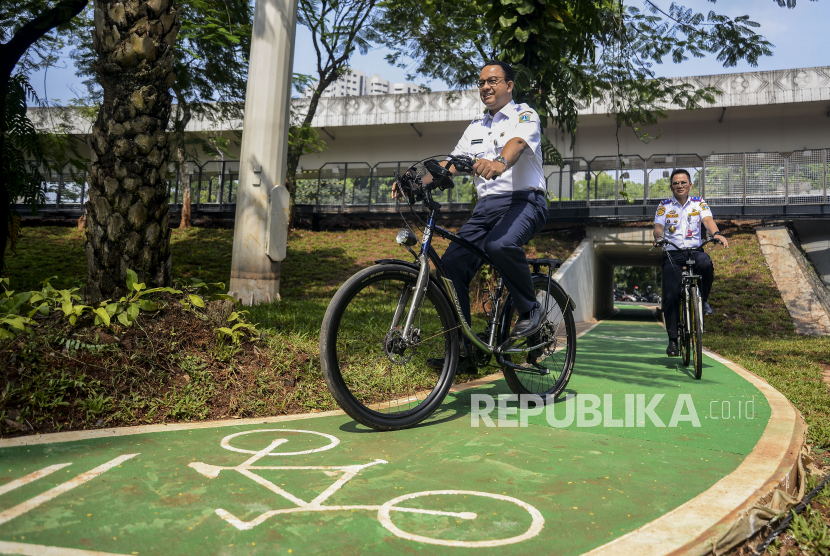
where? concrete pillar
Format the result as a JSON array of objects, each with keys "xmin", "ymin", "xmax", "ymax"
[{"xmin": 228, "ymin": 0, "xmax": 297, "ymax": 304}]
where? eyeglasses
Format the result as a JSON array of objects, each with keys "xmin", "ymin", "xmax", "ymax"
[
  {"xmin": 477, "ymin": 77, "xmax": 508, "ymax": 89},
  {"xmin": 671, "ymin": 180, "xmax": 690, "ymax": 186}
]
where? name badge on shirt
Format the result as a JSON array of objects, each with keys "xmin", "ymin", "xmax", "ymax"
[{"xmin": 471, "ymin": 139, "xmax": 483, "ymax": 145}]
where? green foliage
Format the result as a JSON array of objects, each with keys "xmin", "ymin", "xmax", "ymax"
[
  {"xmin": 2, "ymin": 74, "xmax": 47, "ymax": 254},
  {"xmin": 216, "ymin": 310, "xmax": 258, "ymax": 345},
  {"xmin": 789, "ymin": 507, "xmax": 830, "ymax": 555},
  {"xmin": 370, "ymin": 0, "xmax": 778, "ymax": 161},
  {"xmin": 94, "ymin": 269, "xmax": 181, "ymax": 328},
  {"xmin": 614, "ymin": 266, "xmax": 660, "ymax": 294},
  {"xmin": 0, "ymin": 277, "xmax": 35, "ymax": 339}
]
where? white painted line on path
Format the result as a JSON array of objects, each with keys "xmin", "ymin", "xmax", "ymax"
[
  {"xmin": 0, "ymin": 464, "xmax": 71, "ymax": 497},
  {"xmin": 0, "ymin": 454, "xmax": 138, "ymax": 528}
]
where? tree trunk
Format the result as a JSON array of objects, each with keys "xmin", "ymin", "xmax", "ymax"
[
  {"xmin": 173, "ymin": 98, "xmax": 192, "ymax": 229},
  {"xmin": 178, "ymin": 144, "xmax": 191, "ymax": 229},
  {"xmin": 85, "ymin": 0, "xmax": 181, "ymax": 302},
  {"xmin": 284, "ymin": 86, "xmax": 326, "ymax": 227}
]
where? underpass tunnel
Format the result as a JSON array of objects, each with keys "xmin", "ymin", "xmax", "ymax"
[{"xmin": 589, "ymin": 227, "xmax": 662, "ymax": 321}]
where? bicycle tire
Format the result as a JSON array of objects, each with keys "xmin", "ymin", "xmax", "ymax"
[
  {"xmin": 690, "ymin": 286, "xmax": 703, "ymax": 379},
  {"xmin": 320, "ymin": 264, "xmax": 459, "ymax": 431},
  {"xmin": 500, "ymin": 275, "xmax": 576, "ymax": 402},
  {"xmin": 680, "ymin": 288, "xmax": 691, "ymax": 366}
]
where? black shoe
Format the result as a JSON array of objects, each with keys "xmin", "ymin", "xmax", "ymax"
[
  {"xmin": 512, "ymin": 302, "xmax": 543, "ymax": 339},
  {"xmin": 666, "ymin": 339, "xmax": 680, "ymax": 357},
  {"xmin": 703, "ymin": 302, "xmax": 713, "ymax": 317}
]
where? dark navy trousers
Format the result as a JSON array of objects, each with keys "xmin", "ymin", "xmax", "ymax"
[
  {"xmin": 661, "ymin": 249, "xmax": 714, "ymax": 339},
  {"xmin": 441, "ymin": 190, "xmax": 548, "ymax": 329}
]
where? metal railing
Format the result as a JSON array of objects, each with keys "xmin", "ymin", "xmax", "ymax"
[
  {"xmin": 24, "ymin": 148, "xmax": 830, "ymax": 218},
  {"xmin": 27, "ymin": 160, "xmax": 240, "ymax": 212},
  {"xmin": 544, "ymin": 149, "xmax": 829, "ymax": 210}
]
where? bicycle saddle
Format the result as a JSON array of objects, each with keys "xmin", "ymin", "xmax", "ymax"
[{"xmin": 527, "ymin": 258, "xmax": 563, "ymax": 273}]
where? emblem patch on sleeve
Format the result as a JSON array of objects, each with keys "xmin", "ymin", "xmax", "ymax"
[
  {"xmin": 656, "ymin": 206, "xmax": 665, "ymax": 217},
  {"xmin": 518, "ymin": 111, "xmax": 532, "ymax": 123}
]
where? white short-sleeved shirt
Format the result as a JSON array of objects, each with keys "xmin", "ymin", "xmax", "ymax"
[
  {"xmin": 449, "ymin": 100, "xmax": 545, "ymax": 198},
  {"xmin": 654, "ymin": 196, "xmax": 713, "ymax": 250}
]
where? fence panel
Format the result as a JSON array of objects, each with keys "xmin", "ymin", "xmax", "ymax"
[
  {"xmin": 295, "ymin": 168, "xmax": 320, "ymax": 205},
  {"xmin": 371, "ymin": 162, "xmax": 420, "ymax": 208},
  {"xmin": 619, "ymin": 156, "xmax": 647, "ymax": 208},
  {"xmin": 585, "ymin": 156, "xmax": 618, "ymax": 206},
  {"xmin": 317, "ymin": 163, "xmax": 348, "ymax": 210},
  {"xmin": 344, "ymin": 163, "xmax": 373, "ymax": 207},
  {"xmin": 745, "ymin": 152, "xmax": 786, "ymax": 205},
  {"xmin": 644, "ymin": 154, "xmax": 705, "ymax": 204},
  {"xmin": 788, "ymin": 149, "xmax": 825, "ymax": 204},
  {"xmin": 703, "ymin": 153, "xmax": 745, "ymax": 205}
]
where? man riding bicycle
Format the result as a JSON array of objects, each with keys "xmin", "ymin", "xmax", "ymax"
[
  {"xmin": 653, "ymin": 169, "xmax": 729, "ymax": 357},
  {"xmin": 393, "ymin": 60, "xmax": 548, "ymax": 371}
]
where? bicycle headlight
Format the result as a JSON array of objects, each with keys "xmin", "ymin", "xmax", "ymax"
[{"xmin": 396, "ymin": 229, "xmax": 418, "ymax": 247}]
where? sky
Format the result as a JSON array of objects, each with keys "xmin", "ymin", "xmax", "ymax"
[{"xmin": 30, "ymin": 0, "xmax": 830, "ymax": 105}]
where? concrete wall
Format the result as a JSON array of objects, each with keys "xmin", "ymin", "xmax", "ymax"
[
  {"xmin": 553, "ymin": 226, "xmax": 662, "ymax": 323},
  {"xmin": 757, "ymin": 226, "xmax": 830, "ymax": 335},
  {"xmin": 793, "ymin": 221, "xmax": 830, "ymax": 288},
  {"xmin": 553, "ymin": 237, "xmax": 595, "ymax": 323}
]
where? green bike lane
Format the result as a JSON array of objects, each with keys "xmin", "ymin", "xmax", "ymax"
[{"xmin": 0, "ymin": 308, "xmax": 776, "ymax": 555}]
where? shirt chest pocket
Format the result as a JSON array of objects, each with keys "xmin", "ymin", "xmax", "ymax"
[
  {"xmin": 469, "ymin": 133, "xmax": 489, "ymax": 155},
  {"xmin": 688, "ymin": 212, "xmax": 701, "ymax": 228}
]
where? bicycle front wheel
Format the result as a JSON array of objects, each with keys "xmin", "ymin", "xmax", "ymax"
[
  {"xmin": 500, "ymin": 275, "xmax": 576, "ymax": 402},
  {"xmin": 680, "ymin": 289, "xmax": 691, "ymax": 366},
  {"xmin": 690, "ymin": 286, "xmax": 703, "ymax": 379},
  {"xmin": 320, "ymin": 264, "xmax": 459, "ymax": 431}
]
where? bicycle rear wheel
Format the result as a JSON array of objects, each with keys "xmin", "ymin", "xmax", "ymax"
[
  {"xmin": 500, "ymin": 275, "xmax": 576, "ymax": 403},
  {"xmin": 680, "ymin": 289, "xmax": 691, "ymax": 366},
  {"xmin": 690, "ymin": 286, "xmax": 703, "ymax": 379},
  {"xmin": 320, "ymin": 264, "xmax": 459, "ymax": 431}
]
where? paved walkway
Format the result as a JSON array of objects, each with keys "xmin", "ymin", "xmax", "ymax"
[{"xmin": 0, "ymin": 308, "xmax": 796, "ymax": 555}]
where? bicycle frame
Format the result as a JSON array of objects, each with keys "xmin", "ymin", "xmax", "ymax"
[{"xmin": 396, "ymin": 209, "xmax": 556, "ymax": 360}]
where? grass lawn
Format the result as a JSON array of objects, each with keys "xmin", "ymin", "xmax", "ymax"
[
  {"xmin": 0, "ymin": 225, "xmax": 582, "ymax": 434},
  {"xmin": 703, "ymin": 223, "xmax": 830, "ymax": 447},
  {"xmin": 2, "ymin": 223, "xmax": 829, "ymax": 447}
]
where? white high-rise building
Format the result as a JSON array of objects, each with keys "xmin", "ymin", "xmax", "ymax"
[{"xmin": 303, "ymin": 71, "xmax": 420, "ymax": 98}]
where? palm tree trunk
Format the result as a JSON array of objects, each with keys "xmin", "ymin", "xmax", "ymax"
[{"xmin": 85, "ymin": 0, "xmax": 181, "ymax": 302}]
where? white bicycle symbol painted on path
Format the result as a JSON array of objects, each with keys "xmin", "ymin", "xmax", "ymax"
[{"xmin": 188, "ymin": 429, "xmax": 545, "ymax": 548}]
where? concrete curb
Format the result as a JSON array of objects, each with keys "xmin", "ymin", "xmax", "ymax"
[{"xmin": 582, "ymin": 349, "xmax": 805, "ymax": 556}]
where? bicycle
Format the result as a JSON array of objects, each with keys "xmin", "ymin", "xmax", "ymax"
[
  {"xmin": 319, "ymin": 155, "xmax": 577, "ymax": 431},
  {"xmin": 653, "ymin": 237, "xmax": 723, "ymax": 380},
  {"xmin": 189, "ymin": 429, "xmax": 545, "ymax": 547}
]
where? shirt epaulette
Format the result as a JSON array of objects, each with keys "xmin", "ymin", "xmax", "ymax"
[
  {"xmin": 691, "ymin": 196, "xmax": 701, "ymax": 202},
  {"xmin": 661, "ymin": 199, "xmax": 673, "ymax": 205}
]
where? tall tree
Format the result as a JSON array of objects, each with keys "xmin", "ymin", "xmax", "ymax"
[
  {"xmin": 285, "ymin": 0, "xmax": 376, "ymax": 223},
  {"xmin": 84, "ymin": 0, "xmax": 180, "ymax": 301},
  {"xmin": 0, "ymin": 0, "xmax": 88, "ymax": 273},
  {"xmin": 371, "ymin": 0, "xmax": 778, "ymax": 162},
  {"xmin": 71, "ymin": 0, "xmax": 251, "ymax": 230}
]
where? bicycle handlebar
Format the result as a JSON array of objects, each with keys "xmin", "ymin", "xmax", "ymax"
[
  {"xmin": 651, "ymin": 236, "xmax": 723, "ymax": 252},
  {"xmin": 395, "ymin": 154, "xmax": 476, "ymax": 207}
]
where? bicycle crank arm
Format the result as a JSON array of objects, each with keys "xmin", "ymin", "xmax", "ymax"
[
  {"xmin": 503, "ymin": 339, "xmax": 552, "ymax": 355},
  {"xmin": 496, "ymin": 356, "xmax": 551, "ymax": 376},
  {"xmin": 441, "ymin": 277, "xmax": 494, "ymax": 354}
]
